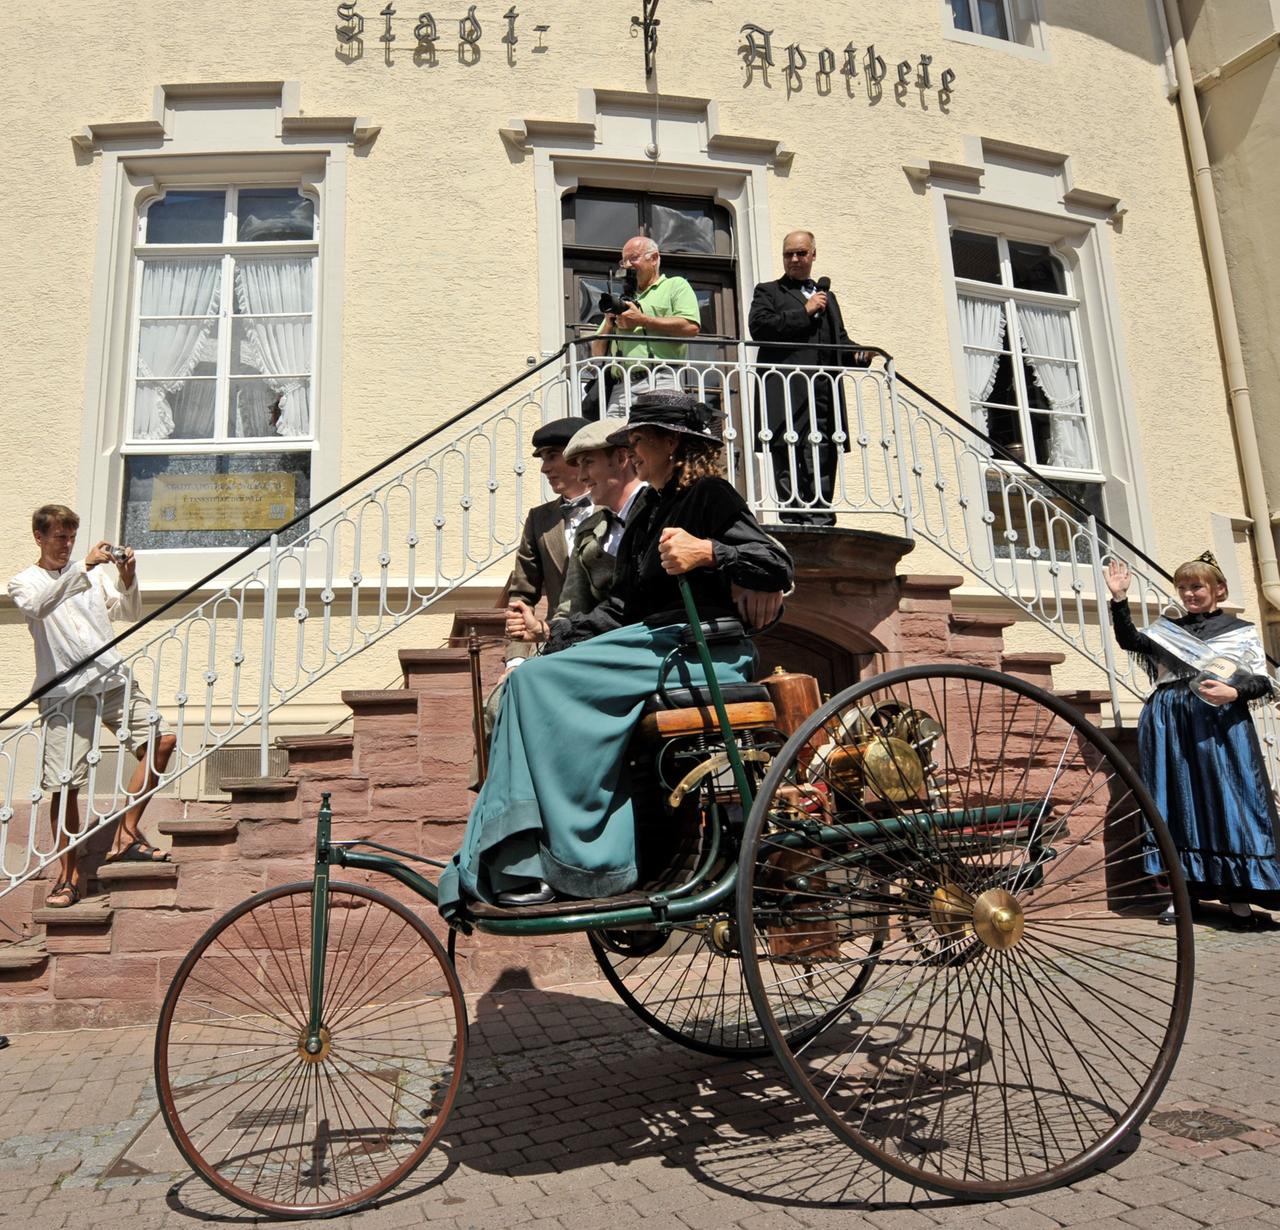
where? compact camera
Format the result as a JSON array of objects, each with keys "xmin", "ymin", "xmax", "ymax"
[
  {"xmin": 598, "ymin": 268, "xmax": 639, "ymax": 317},
  {"xmin": 104, "ymin": 545, "xmax": 130, "ymax": 566}
]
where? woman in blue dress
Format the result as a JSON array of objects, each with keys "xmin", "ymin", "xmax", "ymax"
[
  {"xmin": 438, "ymin": 391, "xmax": 793, "ymax": 921},
  {"xmin": 1106, "ymin": 553, "xmax": 1280, "ymax": 926}
]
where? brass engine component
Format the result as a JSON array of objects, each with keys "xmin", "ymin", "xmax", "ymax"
[
  {"xmin": 667, "ymin": 748, "xmax": 771, "ymax": 807},
  {"xmin": 827, "ymin": 735, "xmax": 927, "ymax": 803}
]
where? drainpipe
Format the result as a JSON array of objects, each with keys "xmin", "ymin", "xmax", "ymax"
[{"xmin": 1161, "ymin": 0, "xmax": 1280, "ymax": 615}]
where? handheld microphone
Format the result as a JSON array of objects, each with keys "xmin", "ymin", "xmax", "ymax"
[{"xmin": 813, "ymin": 276, "xmax": 831, "ymax": 316}]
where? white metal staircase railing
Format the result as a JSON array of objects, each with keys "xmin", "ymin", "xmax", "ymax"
[
  {"xmin": 0, "ymin": 352, "xmax": 576, "ymax": 897},
  {"xmin": 2, "ymin": 341, "xmax": 1275, "ymax": 899}
]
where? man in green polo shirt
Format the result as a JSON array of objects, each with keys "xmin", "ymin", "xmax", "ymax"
[{"xmin": 590, "ymin": 236, "xmax": 701, "ymax": 418}]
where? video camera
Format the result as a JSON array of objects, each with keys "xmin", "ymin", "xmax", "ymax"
[{"xmin": 598, "ymin": 267, "xmax": 639, "ymax": 317}]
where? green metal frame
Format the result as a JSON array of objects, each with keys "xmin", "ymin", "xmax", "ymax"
[{"xmin": 299, "ymin": 583, "xmax": 1053, "ymax": 1036}]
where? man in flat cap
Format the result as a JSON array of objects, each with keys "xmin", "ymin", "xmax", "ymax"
[
  {"xmin": 505, "ymin": 417, "xmax": 593, "ymax": 621},
  {"xmin": 507, "ymin": 419, "xmax": 653, "ymax": 643},
  {"xmin": 472, "ymin": 417, "xmax": 596, "ymax": 789}
]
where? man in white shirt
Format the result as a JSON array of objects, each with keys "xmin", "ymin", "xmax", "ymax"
[{"xmin": 7, "ymin": 504, "xmax": 177, "ymax": 908}]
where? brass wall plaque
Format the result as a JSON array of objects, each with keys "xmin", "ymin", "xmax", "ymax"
[{"xmin": 149, "ymin": 473, "xmax": 296, "ymax": 532}]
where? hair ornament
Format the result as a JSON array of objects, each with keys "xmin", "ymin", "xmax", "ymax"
[{"xmin": 1195, "ymin": 549, "xmax": 1227, "ymax": 581}]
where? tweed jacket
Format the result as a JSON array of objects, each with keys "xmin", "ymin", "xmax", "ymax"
[{"xmin": 505, "ymin": 497, "xmax": 582, "ymax": 613}]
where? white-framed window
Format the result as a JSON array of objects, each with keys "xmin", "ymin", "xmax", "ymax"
[
  {"xmin": 942, "ymin": 0, "xmax": 1046, "ymax": 56},
  {"xmin": 122, "ymin": 184, "xmax": 318, "ymax": 551},
  {"xmin": 949, "ymin": 0, "xmax": 1012, "ymax": 40},
  {"xmin": 951, "ymin": 226, "xmax": 1105, "ymax": 538}
]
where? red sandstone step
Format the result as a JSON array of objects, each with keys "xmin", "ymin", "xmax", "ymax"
[
  {"xmin": 158, "ymin": 817, "xmax": 240, "ymax": 837},
  {"xmin": 96, "ymin": 862, "xmax": 177, "ymax": 886},
  {"xmin": 33, "ymin": 893, "xmax": 112, "ymax": 927},
  {"xmin": 448, "ymin": 607, "xmax": 506, "ymax": 633},
  {"xmin": 222, "ymin": 776, "xmax": 297, "ymax": 794},
  {"xmin": 1002, "ymin": 651, "xmax": 1068, "ymax": 668},
  {"xmin": 277, "ymin": 733, "xmax": 355, "ymax": 754},
  {"xmin": 341, "ymin": 689, "xmax": 419, "ymax": 712},
  {"xmin": 398, "ymin": 648, "xmax": 473, "ymax": 690},
  {"xmin": 96, "ymin": 861, "xmax": 179, "ymax": 909},
  {"xmin": 34, "ymin": 892, "xmax": 115, "ymax": 954},
  {"xmin": 276, "ymin": 733, "xmax": 356, "ymax": 775},
  {"xmin": 1056, "ymin": 688, "xmax": 1112, "ymax": 705},
  {"xmin": 0, "ymin": 936, "xmax": 47, "ymax": 970}
]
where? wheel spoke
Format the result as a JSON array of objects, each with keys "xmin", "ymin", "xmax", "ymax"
[
  {"xmin": 157, "ymin": 883, "xmax": 466, "ymax": 1217},
  {"xmin": 739, "ymin": 664, "xmax": 1192, "ymax": 1198}
]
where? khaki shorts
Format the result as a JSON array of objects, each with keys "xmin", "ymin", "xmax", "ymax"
[{"xmin": 38, "ymin": 685, "xmax": 166, "ymax": 791}]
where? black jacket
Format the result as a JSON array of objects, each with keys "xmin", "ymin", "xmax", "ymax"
[
  {"xmin": 747, "ymin": 277, "xmax": 869, "ymax": 450},
  {"xmin": 546, "ymin": 477, "xmax": 792, "ymax": 651}
]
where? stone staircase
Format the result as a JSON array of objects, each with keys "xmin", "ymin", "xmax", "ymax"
[{"xmin": 0, "ymin": 535, "xmax": 1119, "ymax": 1030}]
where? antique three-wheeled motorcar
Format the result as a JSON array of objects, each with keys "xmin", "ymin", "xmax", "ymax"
[{"xmin": 153, "ymin": 583, "xmax": 1194, "ymax": 1218}]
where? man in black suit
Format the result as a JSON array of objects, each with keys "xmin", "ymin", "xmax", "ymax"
[
  {"xmin": 748, "ymin": 230, "xmax": 874, "ymax": 526},
  {"xmin": 505, "ymin": 416, "xmax": 593, "ymax": 616},
  {"xmin": 471, "ymin": 416, "xmax": 594, "ymax": 789}
]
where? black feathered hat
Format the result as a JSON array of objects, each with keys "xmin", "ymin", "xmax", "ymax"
[{"xmin": 606, "ymin": 389, "xmax": 723, "ymax": 446}]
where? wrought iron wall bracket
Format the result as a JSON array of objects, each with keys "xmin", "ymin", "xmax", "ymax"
[{"xmin": 631, "ymin": 0, "xmax": 660, "ymax": 78}]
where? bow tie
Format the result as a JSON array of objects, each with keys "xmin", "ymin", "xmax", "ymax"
[
  {"xmin": 560, "ymin": 496, "xmax": 590, "ymax": 519},
  {"xmin": 802, "ymin": 279, "xmax": 817, "ymax": 292}
]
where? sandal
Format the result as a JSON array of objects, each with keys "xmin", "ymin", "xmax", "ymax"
[
  {"xmin": 103, "ymin": 839, "xmax": 171, "ymax": 865},
  {"xmin": 44, "ymin": 881, "xmax": 80, "ymax": 909}
]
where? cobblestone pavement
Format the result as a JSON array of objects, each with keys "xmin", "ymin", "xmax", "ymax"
[{"xmin": 2, "ymin": 915, "xmax": 1279, "ymax": 1230}]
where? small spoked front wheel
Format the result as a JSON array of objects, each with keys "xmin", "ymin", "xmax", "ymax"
[
  {"xmin": 155, "ymin": 881, "xmax": 467, "ymax": 1219},
  {"xmin": 737, "ymin": 665, "xmax": 1194, "ymax": 1198}
]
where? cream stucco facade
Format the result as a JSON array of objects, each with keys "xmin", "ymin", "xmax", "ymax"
[
  {"xmin": 0, "ymin": 0, "xmax": 1264, "ymax": 772},
  {"xmin": 1179, "ymin": 0, "xmax": 1280, "ymax": 647}
]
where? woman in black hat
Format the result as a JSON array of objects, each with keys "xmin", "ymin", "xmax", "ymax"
[{"xmin": 438, "ymin": 390, "xmax": 792, "ymax": 916}]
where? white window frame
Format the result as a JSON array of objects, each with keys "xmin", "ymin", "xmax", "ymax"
[
  {"xmin": 118, "ymin": 178, "xmax": 321, "ymax": 558},
  {"xmin": 953, "ymin": 229, "xmax": 1104, "ymax": 492},
  {"xmin": 941, "ymin": 0, "xmax": 1048, "ymax": 60},
  {"xmin": 950, "ymin": 0, "xmax": 1013, "ymax": 40},
  {"xmin": 75, "ymin": 84, "xmax": 363, "ymax": 593},
  {"xmin": 126, "ymin": 183, "xmax": 319, "ymax": 454}
]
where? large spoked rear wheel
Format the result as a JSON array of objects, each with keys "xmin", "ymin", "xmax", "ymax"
[
  {"xmin": 737, "ymin": 664, "xmax": 1194, "ymax": 1198},
  {"xmin": 155, "ymin": 881, "xmax": 467, "ymax": 1219}
]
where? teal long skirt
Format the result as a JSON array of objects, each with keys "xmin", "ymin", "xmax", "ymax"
[{"xmin": 437, "ymin": 621, "xmax": 756, "ymax": 922}]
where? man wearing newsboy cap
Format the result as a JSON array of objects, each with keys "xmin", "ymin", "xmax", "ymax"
[
  {"xmin": 504, "ymin": 417, "xmax": 593, "ymax": 619},
  {"xmin": 507, "ymin": 418, "xmax": 653, "ymax": 645}
]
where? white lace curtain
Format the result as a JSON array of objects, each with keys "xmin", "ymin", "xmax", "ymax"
[
  {"xmin": 1018, "ymin": 303, "xmax": 1091, "ymax": 470},
  {"xmin": 134, "ymin": 260, "xmax": 221, "ymax": 440},
  {"xmin": 233, "ymin": 257, "xmax": 313, "ymax": 437},
  {"xmin": 959, "ymin": 296, "xmax": 1006, "ymax": 442}
]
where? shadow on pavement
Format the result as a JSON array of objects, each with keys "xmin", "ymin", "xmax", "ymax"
[{"xmin": 447, "ymin": 967, "xmax": 1140, "ymax": 1213}]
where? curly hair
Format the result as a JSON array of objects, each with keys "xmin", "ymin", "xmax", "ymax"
[{"xmin": 671, "ymin": 434, "xmax": 726, "ymax": 490}]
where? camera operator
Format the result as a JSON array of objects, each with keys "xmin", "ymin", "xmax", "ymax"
[
  {"xmin": 590, "ymin": 236, "xmax": 701, "ymax": 418},
  {"xmin": 7, "ymin": 505, "xmax": 176, "ymax": 909}
]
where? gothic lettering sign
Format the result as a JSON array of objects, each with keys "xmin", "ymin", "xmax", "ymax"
[
  {"xmin": 150, "ymin": 474, "xmax": 297, "ymax": 532},
  {"xmin": 739, "ymin": 22, "xmax": 957, "ymax": 107},
  {"xmin": 335, "ymin": 3, "xmax": 550, "ymax": 66}
]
